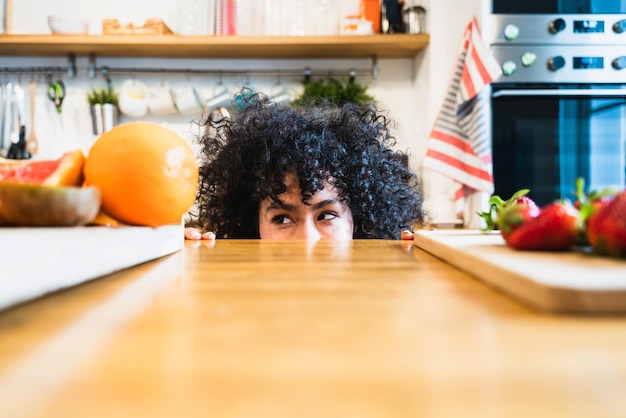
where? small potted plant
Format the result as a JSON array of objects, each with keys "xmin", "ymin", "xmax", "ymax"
[
  {"xmin": 87, "ymin": 85, "xmax": 119, "ymax": 135},
  {"xmin": 291, "ymin": 76, "xmax": 375, "ymax": 107}
]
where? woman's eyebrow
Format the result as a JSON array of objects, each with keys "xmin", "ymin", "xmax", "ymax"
[
  {"xmin": 265, "ymin": 201, "xmax": 297, "ymax": 213},
  {"xmin": 311, "ymin": 199, "xmax": 342, "ymax": 210},
  {"xmin": 265, "ymin": 199, "xmax": 342, "ymax": 213}
]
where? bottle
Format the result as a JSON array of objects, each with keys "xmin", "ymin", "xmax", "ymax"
[
  {"xmin": 380, "ymin": 0, "xmax": 405, "ymax": 33},
  {"xmin": 314, "ymin": 0, "xmax": 339, "ymax": 35},
  {"xmin": 288, "ymin": 0, "xmax": 307, "ymax": 36},
  {"xmin": 176, "ymin": 0, "xmax": 208, "ymax": 35},
  {"xmin": 264, "ymin": 0, "xmax": 283, "ymax": 35},
  {"xmin": 235, "ymin": 0, "xmax": 252, "ymax": 35}
]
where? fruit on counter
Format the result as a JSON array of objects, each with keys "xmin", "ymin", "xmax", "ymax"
[
  {"xmin": 84, "ymin": 122, "xmax": 199, "ymax": 228},
  {"xmin": 573, "ymin": 177, "xmax": 617, "ymax": 246},
  {"xmin": 0, "ymin": 183, "xmax": 101, "ymax": 226},
  {"xmin": 587, "ymin": 190, "xmax": 626, "ymax": 258},
  {"xmin": 478, "ymin": 188, "xmax": 539, "ymax": 234},
  {"xmin": 493, "ymin": 193, "xmax": 541, "ymax": 242},
  {"xmin": 0, "ymin": 150, "xmax": 96, "ymax": 227},
  {"xmin": 500, "ymin": 200, "xmax": 581, "ymax": 251},
  {"xmin": 481, "ymin": 178, "xmax": 626, "ymax": 256},
  {"xmin": 479, "ymin": 189, "xmax": 581, "ymax": 251},
  {"xmin": 0, "ymin": 150, "xmax": 85, "ymax": 186}
]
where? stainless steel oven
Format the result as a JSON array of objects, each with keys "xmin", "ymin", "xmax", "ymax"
[{"xmin": 488, "ymin": 1, "xmax": 626, "ymax": 205}]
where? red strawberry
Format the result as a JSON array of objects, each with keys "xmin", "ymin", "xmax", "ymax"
[
  {"xmin": 497, "ymin": 197, "xmax": 541, "ymax": 240},
  {"xmin": 587, "ymin": 190, "xmax": 626, "ymax": 258},
  {"xmin": 576, "ymin": 195, "xmax": 613, "ymax": 245},
  {"xmin": 478, "ymin": 189, "xmax": 539, "ymax": 232},
  {"xmin": 573, "ymin": 177, "xmax": 617, "ymax": 245},
  {"xmin": 503, "ymin": 200, "xmax": 581, "ymax": 251}
]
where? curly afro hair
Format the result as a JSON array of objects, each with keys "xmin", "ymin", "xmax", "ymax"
[{"xmin": 188, "ymin": 89, "xmax": 425, "ymax": 239}]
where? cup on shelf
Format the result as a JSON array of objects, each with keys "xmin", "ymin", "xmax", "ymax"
[
  {"xmin": 118, "ymin": 79, "xmax": 149, "ymax": 118},
  {"xmin": 148, "ymin": 81, "xmax": 178, "ymax": 116},
  {"xmin": 205, "ymin": 82, "xmax": 232, "ymax": 111},
  {"xmin": 174, "ymin": 82, "xmax": 204, "ymax": 115},
  {"xmin": 269, "ymin": 81, "xmax": 292, "ymax": 105}
]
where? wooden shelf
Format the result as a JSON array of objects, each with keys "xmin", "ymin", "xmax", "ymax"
[{"xmin": 0, "ymin": 34, "xmax": 429, "ymax": 59}]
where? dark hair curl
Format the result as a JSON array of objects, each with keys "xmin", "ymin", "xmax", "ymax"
[{"xmin": 188, "ymin": 89, "xmax": 425, "ymax": 239}]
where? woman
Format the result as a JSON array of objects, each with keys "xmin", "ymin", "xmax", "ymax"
[{"xmin": 185, "ymin": 90, "xmax": 426, "ymax": 240}]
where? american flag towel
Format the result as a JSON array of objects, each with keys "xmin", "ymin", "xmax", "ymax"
[{"xmin": 422, "ymin": 17, "xmax": 502, "ymax": 227}]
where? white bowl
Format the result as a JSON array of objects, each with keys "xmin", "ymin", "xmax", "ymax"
[{"xmin": 48, "ymin": 16, "xmax": 89, "ymax": 35}]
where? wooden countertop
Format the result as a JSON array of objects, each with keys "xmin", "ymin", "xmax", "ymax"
[{"xmin": 1, "ymin": 239, "xmax": 625, "ymax": 417}]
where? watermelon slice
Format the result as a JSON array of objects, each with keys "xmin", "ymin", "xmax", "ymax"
[
  {"xmin": 0, "ymin": 183, "xmax": 101, "ymax": 226},
  {"xmin": 0, "ymin": 150, "xmax": 85, "ymax": 187},
  {"xmin": 0, "ymin": 150, "xmax": 100, "ymax": 226}
]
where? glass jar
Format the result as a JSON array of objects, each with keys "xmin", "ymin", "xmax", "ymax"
[
  {"xmin": 176, "ymin": 0, "xmax": 208, "ymax": 35},
  {"xmin": 314, "ymin": 0, "xmax": 339, "ymax": 35}
]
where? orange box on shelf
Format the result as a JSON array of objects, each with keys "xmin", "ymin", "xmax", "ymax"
[{"xmin": 361, "ymin": 0, "xmax": 381, "ymax": 33}]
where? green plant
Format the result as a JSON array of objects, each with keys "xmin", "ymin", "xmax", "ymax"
[
  {"xmin": 292, "ymin": 76, "xmax": 375, "ymax": 106},
  {"xmin": 87, "ymin": 86, "xmax": 119, "ymax": 106}
]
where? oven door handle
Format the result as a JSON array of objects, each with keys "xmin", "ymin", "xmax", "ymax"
[{"xmin": 492, "ymin": 89, "xmax": 626, "ymax": 98}]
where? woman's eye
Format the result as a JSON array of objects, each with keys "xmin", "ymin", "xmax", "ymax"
[
  {"xmin": 272, "ymin": 215, "xmax": 294, "ymax": 225},
  {"xmin": 318, "ymin": 212, "xmax": 338, "ymax": 221}
]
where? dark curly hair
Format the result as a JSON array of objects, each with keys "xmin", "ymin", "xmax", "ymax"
[{"xmin": 187, "ymin": 89, "xmax": 425, "ymax": 239}]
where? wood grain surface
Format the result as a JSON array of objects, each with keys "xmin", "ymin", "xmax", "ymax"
[{"xmin": 0, "ymin": 239, "xmax": 625, "ymax": 418}]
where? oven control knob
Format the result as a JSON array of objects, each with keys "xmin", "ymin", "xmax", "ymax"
[
  {"xmin": 548, "ymin": 18, "xmax": 566, "ymax": 34},
  {"xmin": 521, "ymin": 52, "xmax": 537, "ymax": 67},
  {"xmin": 613, "ymin": 19, "xmax": 626, "ymax": 33},
  {"xmin": 612, "ymin": 57, "xmax": 626, "ymax": 70},
  {"xmin": 501, "ymin": 60, "xmax": 517, "ymax": 76},
  {"xmin": 503, "ymin": 24, "xmax": 520, "ymax": 41},
  {"xmin": 548, "ymin": 56, "xmax": 566, "ymax": 71}
]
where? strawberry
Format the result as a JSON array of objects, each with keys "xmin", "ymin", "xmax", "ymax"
[
  {"xmin": 587, "ymin": 190, "xmax": 626, "ymax": 258},
  {"xmin": 502, "ymin": 200, "xmax": 581, "ymax": 251},
  {"xmin": 478, "ymin": 189, "xmax": 539, "ymax": 233},
  {"xmin": 573, "ymin": 177, "xmax": 617, "ymax": 245},
  {"xmin": 496, "ymin": 197, "xmax": 541, "ymax": 240}
]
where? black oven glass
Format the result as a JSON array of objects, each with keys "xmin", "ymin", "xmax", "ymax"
[
  {"xmin": 493, "ymin": 0, "xmax": 626, "ymax": 14},
  {"xmin": 491, "ymin": 85, "xmax": 626, "ymax": 206}
]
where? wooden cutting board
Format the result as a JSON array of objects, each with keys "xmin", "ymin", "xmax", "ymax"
[
  {"xmin": 414, "ymin": 230, "xmax": 626, "ymax": 314},
  {"xmin": 0, "ymin": 225, "xmax": 183, "ymax": 311}
]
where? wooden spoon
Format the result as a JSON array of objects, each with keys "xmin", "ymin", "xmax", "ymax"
[{"xmin": 26, "ymin": 80, "xmax": 39, "ymax": 156}]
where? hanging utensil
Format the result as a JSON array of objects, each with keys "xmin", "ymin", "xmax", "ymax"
[
  {"xmin": 26, "ymin": 79, "xmax": 39, "ymax": 156},
  {"xmin": 1, "ymin": 81, "xmax": 12, "ymax": 153},
  {"xmin": 7, "ymin": 80, "xmax": 30, "ymax": 160},
  {"xmin": 47, "ymin": 79, "xmax": 65, "ymax": 113},
  {"xmin": 7, "ymin": 125, "xmax": 28, "ymax": 160},
  {"xmin": 0, "ymin": 81, "xmax": 4, "ymax": 152},
  {"xmin": 7, "ymin": 82, "xmax": 21, "ymax": 159}
]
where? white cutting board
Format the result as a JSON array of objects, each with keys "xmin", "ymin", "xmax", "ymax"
[
  {"xmin": 0, "ymin": 225, "xmax": 183, "ymax": 311},
  {"xmin": 414, "ymin": 230, "xmax": 626, "ymax": 314}
]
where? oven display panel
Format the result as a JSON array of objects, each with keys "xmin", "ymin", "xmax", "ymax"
[
  {"xmin": 493, "ymin": 0, "xmax": 626, "ymax": 13},
  {"xmin": 573, "ymin": 20, "xmax": 605, "ymax": 33},
  {"xmin": 573, "ymin": 57, "xmax": 604, "ymax": 69}
]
